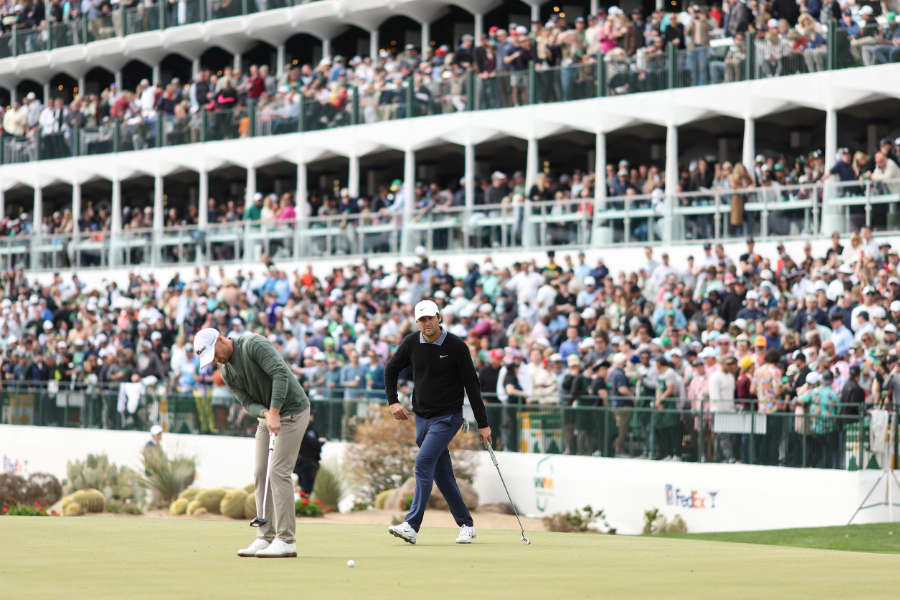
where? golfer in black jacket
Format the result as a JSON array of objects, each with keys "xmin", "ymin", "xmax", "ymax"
[{"xmin": 385, "ymin": 300, "xmax": 492, "ymax": 545}]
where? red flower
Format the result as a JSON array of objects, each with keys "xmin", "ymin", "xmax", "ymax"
[
  {"xmin": 43, "ymin": 500, "xmax": 49, "ymax": 506},
  {"xmin": 314, "ymin": 499, "xmax": 323, "ymax": 506},
  {"xmin": 301, "ymin": 499, "xmax": 309, "ymax": 505},
  {"xmin": 2, "ymin": 507, "xmax": 7, "ymax": 514},
  {"xmin": 50, "ymin": 510, "xmax": 57, "ymax": 516},
  {"xmin": 300, "ymin": 492, "xmax": 308, "ymax": 498}
]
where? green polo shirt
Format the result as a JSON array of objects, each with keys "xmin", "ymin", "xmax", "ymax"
[{"xmin": 220, "ymin": 333, "xmax": 309, "ymax": 418}]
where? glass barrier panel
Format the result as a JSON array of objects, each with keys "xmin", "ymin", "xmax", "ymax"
[{"xmin": 85, "ymin": 14, "xmax": 118, "ymax": 42}]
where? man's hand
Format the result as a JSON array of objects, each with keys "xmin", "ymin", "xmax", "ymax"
[
  {"xmin": 390, "ymin": 403, "xmax": 409, "ymax": 421},
  {"xmin": 265, "ymin": 408, "xmax": 281, "ymax": 435},
  {"xmin": 478, "ymin": 426, "xmax": 492, "ymax": 449}
]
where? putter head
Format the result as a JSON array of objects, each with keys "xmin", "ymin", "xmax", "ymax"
[{"xmin": 249, "ymin": 517, "xmax": 267, "ymax": 527}]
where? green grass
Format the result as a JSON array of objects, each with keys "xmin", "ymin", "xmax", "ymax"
[
  {"xmin": 668, "ymin": 522, "xmax": 900, "ymax": 554},
  {"xmin": 2, "ymin": 517, "xmax": 899, "ymax": 599}
]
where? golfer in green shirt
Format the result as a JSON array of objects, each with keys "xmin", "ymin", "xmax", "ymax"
[{"xmin": 193, "ymin": 328, "xmax": 311, "ymax": 558}]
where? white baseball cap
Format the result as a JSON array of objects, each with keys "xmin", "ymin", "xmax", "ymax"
[
  {"xmin": 414, "ymin": 300, "xmax": 439, "ymax": 321},
  {"xmin": 193, "ymin": 328, "xmax": 219, "ymax": 367},
  {"xmin": 150, "ymin": 425, "xmax": 163, "ymax": 435}
]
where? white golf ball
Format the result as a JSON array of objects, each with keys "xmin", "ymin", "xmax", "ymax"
[{"xmin": 347, "ymin": 559, "xmax": 355, "ymax": 568}]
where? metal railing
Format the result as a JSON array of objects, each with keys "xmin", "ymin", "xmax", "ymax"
[
  {"xmin": 2, "ymin": 384, "xmax": 895, "ymax": 471},
  {"xmin": 7, "ymin": 178, "xmax": 900, "ymax": 271}
]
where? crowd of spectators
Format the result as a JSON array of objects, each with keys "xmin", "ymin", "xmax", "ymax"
[
  {"xmin": 1, "ymin": 1, "xmax": 899, "ymax": 162},
  {"xmin": 2, "ymin": 227, "xmax": 900, "ymax": 467}
]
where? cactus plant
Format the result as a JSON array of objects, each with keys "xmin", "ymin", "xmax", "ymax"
[
  {"xmin": 63, "ymin": 501, "xmax": 85, "ymax": 516},
  {"xmin": 62, "ymin": 454, "xmax": 144, "ymax": 506},
  {"xmin": 178, "ymin": 488, "xmax": 199, "ymax": 502},
  {"xmin": 60, "ymin": 494, "xmax": 75, "ymax": 511},
  {"xmin": 72, "ymin": 488, "xmax": 106, "ymax": 513},
  {"xmin": 196, "ymin": 488, "xmax": 227, "ymax": 514},
  {"xmin": 220, "ymin": 490, "xmax": 248, "ymax": 519},
  {"xmin": 243, "ymin": 483, "xmax": 255, "ymax": 494},
  {"xmin": 186, "ymin": 500, "xmax": 203, "ymax": 515},
  {"xmin": 170, "ymin": 499, "xmax": 188, "ymax": 515},
  {"xmin": 244, "ymin": 493, "xmax": 257, "ymax": 519},
  {"xmin": 193, "ymin": 507, "xmax": 208, "ymax": 516},
  {"xmin": 374, "ymin": 489, "xmax": 393, "ymax": 510}
]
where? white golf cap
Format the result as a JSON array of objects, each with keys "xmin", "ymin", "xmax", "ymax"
[
  {"xmin": 193, "ymin": 328, "xmax": 219, "ymax": 367},
  {"xmin": 150, "ymin": 425, "xmax": 163, "ymax": 435},
  {"xmin": 414, "ymin": 300, "xmax": 440, "ymax": 321}
]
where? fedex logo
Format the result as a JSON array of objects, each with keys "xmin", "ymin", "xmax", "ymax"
[{"xmin": 665, "ymin": 484, "xmax": 718, "ymax": 509}]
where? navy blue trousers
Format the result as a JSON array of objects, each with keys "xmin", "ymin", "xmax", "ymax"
[{"xmin": 405, "ymin": 413, "xmax": 474, "ymax": 532}]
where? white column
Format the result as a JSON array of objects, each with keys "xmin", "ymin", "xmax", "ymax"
[
  {"xmin": 822, "ymin": 108, "xmax": 840, "ymax": 234},
  {"xmin": 464, "ymin": 142, "xmax": 475, "ymax": 211},
  {"xmin": 401, "ymin": 148, "xmax": 415, "ymax": 255},
  {"xmin": 233, "ymin": 53, "xmax": 242, "ymax": 72},
  {"xmin": 0, "ymin": 187, "xmax": 5, "ymax": 222},
  {"xmin": 530, "ymin": 4, "xmax": 540, "ymax": 21},
  {"xmin": 153, "ymin": 174, "xmax": 164, "ymax": 232},
  {"xmin": 664, "ymin": 124, "xmax": 679, "ymax": 243},
  {"xmin": 77, "ymin": 77, "xmax": 86, "ymax": 97},
  {"xmin": 10, "ymin": 88, "xmax": 16, "ymax": 104},
  {"xmin": 71, "ymin": 180, "xmax": 81, "ymax": 242},
  {"xmin": 322, "ymin": 38, "xmax": 331, "ymax": 59},
  {"xmin": 742, "ymin": 116, "xmax": 755, "ymax": 170},
  {"xmin": 276, "ymin": 44, "xmax": 286, "ymax": 78},
  {"xmin": 590, "ymin": 0, "xmax": 599, "ymax": 14},
  {"xmin": 192, "ymin": 58, "xmax": 201, "ymax": 79},
  {"xmin": 369, "ymin": 29, "xmax": 379, "ymax": 59},
  {"xmin": 825, "ymin": 108, "xmax": 837, "ymax": 171},
  {"xmin": 32, "ymin": 185, "xmax": 42, "ymax": 236},
  {"xmin": 593, "ymin": 131, "xmax": 612, "ymax": 244},
  {"xmin": 152, "ymin": 63, "xmax": 161, "ymax": 84},
  {"xmin": 115, "ymin": 71, "xmax": 123, "ymax": 91},
  {"xmin": 198, "ymin": 168, "xmax": 208, "ymax": 227},
  {"xmin": 525, "ymin": 137, "xmax": 539, "ymax": 195},
  {"xmin": 42, "ymin": 82, "xmax": 50, "ymax": 103},
  {"xmin": 421, "ymin": 22, "xmax": 430, "ymax": 52},
  {"xmin": 474, "ymin": 13, "xmax": 483, "ymax": 42},
  {"xmin": 245, "ymin": 165, "xmax": 256, "ymax": 208},
  {"xmin": 348, "ymin": 154, "xmax": 360, "ymax": 198},
  {"xmin": 296, "ymin": 162, "xmax": 308, "ymax": 220},
  {"xmin": 111, "ymin": 177, "xmax": 122, "ymax": 234}
]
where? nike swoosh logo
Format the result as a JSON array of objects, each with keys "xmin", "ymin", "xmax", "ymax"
[{"xmin": 440, "ymin": 355, "xmax": 448, "ymax": 358}]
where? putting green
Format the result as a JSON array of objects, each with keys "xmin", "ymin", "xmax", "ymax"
[{"xmin": 1, "ymin": 516, "xmax": 897, "ymax": 599}]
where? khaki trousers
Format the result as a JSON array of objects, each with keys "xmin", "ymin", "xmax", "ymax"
[{"xmin": 254, "ymin": 409, "xmax": 309, "ymax": 544}]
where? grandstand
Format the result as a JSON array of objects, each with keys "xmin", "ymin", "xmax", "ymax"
[{"xmin": 2, "ymin": 0, "xmax": 900, "ymax": 542}]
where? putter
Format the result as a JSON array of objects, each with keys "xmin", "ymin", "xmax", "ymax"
[
  {"xmin": 486, "ymin": 444, "xmax": 531, "ymax": 545},
  {"xmin": 250, "ymin": 435, "xmax": 276, "ymax": 527}
]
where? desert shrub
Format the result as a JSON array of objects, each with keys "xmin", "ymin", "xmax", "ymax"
[
  {"xmin": 186, "ymin": 500, "xmax": 203, "ymax": 515},
  {"xmin": 170, "ymin": 499, "xmax": 188, "ymax": 515},
  {"xmin": 72, "ymin": 489, "xmax": 106, "ymax": 513},
  {"xmin": 106, "ymin": 500, "xmax": 142, "ymax": 515},
  {"xmin": 345, "ymin": 406, "xmax": 480, "ymax": 502},
  {"xmin": 642, "ymin": 508, "xmax": 688, "ymax": 535},
  {"xmin": 295, "ymin": 494, "xmax": 324, "ymax": 517},
  {"xmin": 63, "ymin": 454, "xmax": 144, "ymax": 506},
  {"xmin": 25, "ymin": 473, "xmax": 62, "ymax": 506},
  {"xmin": 193, "ymin": 507, "xmax": 208, "ymax": 516},
  {"xmin": 312, "ymin": 463, "xmax": 342, "ymax": 508},
  {"xmin": 543, "ymin": 505, "xmax": 614, "ymax": 534},
  {"xmin": 244, "ymin": 493, "xmax": 256, "ymax": 519},
  {"xmin": 0, "ymin": 473, "xmax": 27, "ymax": 508},
  {"xmin": 141, "ymin": 449, "xmax": 196, "ymax": 506},
  {"xmin": 374, "ymin": 489, "xmax": 393, "ymax": 509},
  {"xmin": 242, "ymin": 483, "xmax": 255, "ymax": 494},
  {"xmin": 196, "ymin": 488, "xmax": 227, "ymax": 514},
  {"xmin": 220, "ymin": 490, "xmax": 248, "ymax": 519},
  {"xmin": 178, "ymin": 488, "xmax": 199, "ymax": 502},
  {"xmin": 401, "ymin": 493, "xmax": 414, "ymax": 511},
  {"xmin": 63, "ymin": 502, "xmax": 85, "ymax": 516}
]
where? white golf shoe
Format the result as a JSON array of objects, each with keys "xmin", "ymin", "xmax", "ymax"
[
  {"xmin": 237, "ymin": 538, "xmax": 271, "ymax": 557},
  {"xmin": 256, "ymin": 539, "xmax": 297, "ymax": 558},
  {"xmin": 455, "ymin": 525, "xmax": 476, "ymax": 544},
  {"xmin": 388, "ymin": 521, "xmax": 417, "ymax": 544}
]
